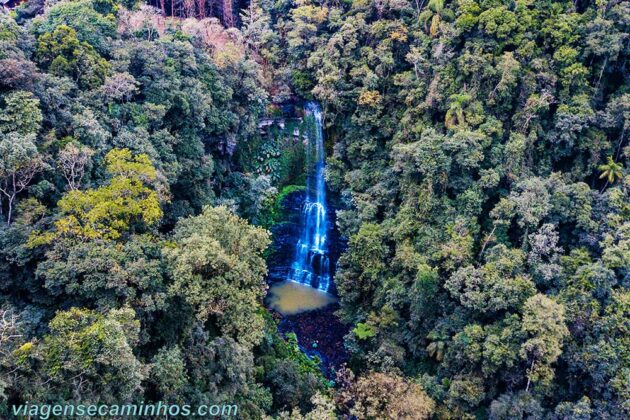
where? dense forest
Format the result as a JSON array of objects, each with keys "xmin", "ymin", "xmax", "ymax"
[{"xmin": 0, "ymin": 0, "xmax": 628, "ymax": 418}]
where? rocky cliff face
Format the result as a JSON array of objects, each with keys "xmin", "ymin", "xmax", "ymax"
[
  {"xmin": 266, "ymin": 190, "xmax": 304, "ymax": 284},
  {"xmin": 266, "ymin": 189, "xmax": 345, "ymax": 295}
]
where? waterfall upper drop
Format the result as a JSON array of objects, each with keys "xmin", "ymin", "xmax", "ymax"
[{"xmin": 288, "ymin": 102, "xmax": 331, "ymax": 292}]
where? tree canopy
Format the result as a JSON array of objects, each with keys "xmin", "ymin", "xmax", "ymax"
[{"xmin": 0, "ymin": 0, "xmax": 628, "ymax": 417}]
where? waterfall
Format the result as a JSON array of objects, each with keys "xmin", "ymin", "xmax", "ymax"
[{"xmin": 288, "ymin": 102, "xmax": 331, "ymax": 292}]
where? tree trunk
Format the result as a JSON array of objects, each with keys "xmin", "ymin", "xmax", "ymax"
[
  {"xmin": 196, "ymin": 0, "xmax": 205, "ymax": 18},
  {"xmin": 478, "ymin": 225, "xmax": 497, "ymax": 259},
  {"xmin": 594, "ymin": 56, "xmax": 608, "ymax": 92},
  {"xmin": 7, "ymin": 195, "xmax": 14, "ymax": 226},
  {"xmin": 223, "ymin": 0, "xmax": 234, "ymax": 27},
  {"xmin": 525, "ymin": 359, "xmax": 535, "ymax": 392}
]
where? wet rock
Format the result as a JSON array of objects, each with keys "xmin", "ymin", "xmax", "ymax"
[{"xmin": 277, "ymin": 304, "xmax": 349, "ymax": 378}]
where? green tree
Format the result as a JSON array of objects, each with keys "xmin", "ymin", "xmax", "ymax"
[
  {"xmin": 0, "ymin": 91, "xmax": 44, "ymax": 225},
  {"xmin": 0, "ymin": 91, "xmax": 43, "ymax": 136},
  {"xmin": 36, "ymin": 25, "xmax": 110, "ymax": 89},
  {"xmin": 520, "ymin": 294, "xmax": 569, "ymax": 392},
  {"xmin": 15, "ymin": 307, "xmax": 144, "ymax": 404},
  {"xmin": 165, "ymin": 206, "xmax": 270, "ymax": 348},
  {"xmin": 598, "ymin": 156, "xmax": 624, "ymax": 191},
  {"xmin": 29, "ymin": 148, "xmax": 162, "ymax": 244},
  {"xmin": 150, "ymin": 345, "xmax": 188, "ymax": 401},
  {"xmin": 419, "ymin": 0, "xmax": 452, "ymax": 38},
  {"xmin": 337, "ymin": 370, "xmax": 435, "ymax": 419},
  {"xmin": 35, "ymin": 234, "xmax": 167, "ymax": 313},
  {"xmin": 0, "ymin": 133, "xmax": 43, "ymax": 225},
  {"xmin": 335, "ymin": 223, "xmax": 390, "ymax": 321},
  {"xmin": 33, "ymin": 0, "xmax": 117, "ymax": 53},
  {"xmin": 446, "ymin": 245, "xmax": 536, "ymax": 314}
]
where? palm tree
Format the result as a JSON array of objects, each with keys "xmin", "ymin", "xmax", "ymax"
[
  {"xmin": 598, "ymin": 156, "xmax": 624, "ymax": 192},
  {"xmin": 419, "ymin": 0, "xmax": 445, "ymax": 37},
  {"xmin": 445, "ymin": 93, "xmax": 471, "ymax": 129},
  {"xmin": 426, "ymin": 330, "xmax": 448, "ymax": 361}
]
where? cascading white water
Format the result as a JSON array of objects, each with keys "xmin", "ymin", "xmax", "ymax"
[{"xmin": 288, "ymin": 102, "xmax": 331, "ymax": 292}]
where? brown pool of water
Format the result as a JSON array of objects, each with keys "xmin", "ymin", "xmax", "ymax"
[{"xmin": 266, "ymin": 280, "xmax": 337, "ymax": 315}]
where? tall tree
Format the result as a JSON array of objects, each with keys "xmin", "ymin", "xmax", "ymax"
[{"xmin": 166, "ymin": 205, "xmax": 270, "ymax": 348}]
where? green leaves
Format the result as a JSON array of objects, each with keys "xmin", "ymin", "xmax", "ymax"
[
  {"xmin": 0, "ymin": 0, "xmax": 627, "ymax": 416},
  {"xmin": 33, "ymin": 0, "xmax": 117, "ymax": 54},
  {"xmin": 21, "ymin": 307, "xmax": 143, "ymax": 404},
  {"xmin": 599, "ymin": 156, "xmax": 624, "ymax": 184},
  {"xmin": 353, "ymin": 322, "xmax": 377, "ymax": 340},
  {"xmin": 0, "ymin": 91, "xmax": 42, "ymax": 136},
  {"xmin": 165, "ymin": 205, "xmax": 270, "ymax": 348},
  {"xmin": 337, "ymin": 371, "xmax": 435, "ymax": 419},
  {"xmin": 520, "ymin": 294, "xmax": 569, "ymax": 391},
  {"xmin": 0, "ymin": 91, "xmax": 44, "ymax": 224},
  {"xmin": 0, "ymin": 133, "xmax": 39, "ymax": 177},
  {"xmin": 446, "ymin": 245, "xmax": 536, "ymax": 314},
  {"xmin": 150, "ymin": 346, "xmax": 188, "ymax": 399},
  {"xmin": 36, "ymin": 25, "xmax": 110, "ymax": 89},
  {"xmin": 29, "ymin": 148, "xmax": 162, "ymax": 244}
]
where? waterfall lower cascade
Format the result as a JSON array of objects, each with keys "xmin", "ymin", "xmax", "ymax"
[{"xmin": 288, "ymin": 102, "xmax": 331, "ymax": 292}]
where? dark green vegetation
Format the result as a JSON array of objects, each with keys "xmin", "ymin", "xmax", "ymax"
[{"xmin": 0, "ymin": 0, "xmax": 628, "ymax": 418}]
